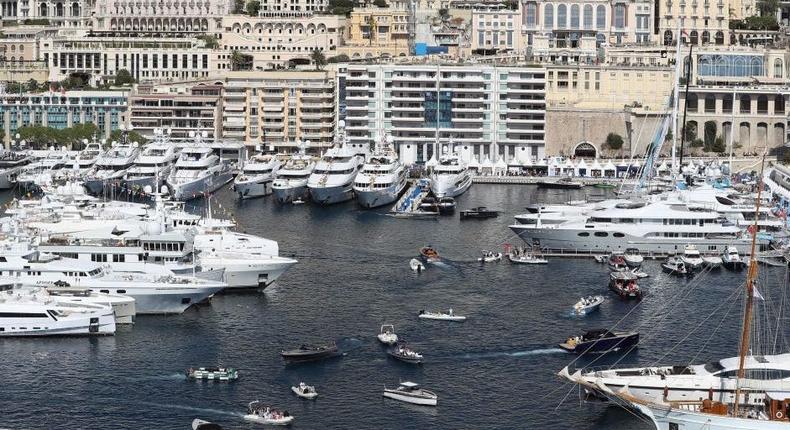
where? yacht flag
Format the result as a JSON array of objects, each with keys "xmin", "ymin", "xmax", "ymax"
[{"xmin": 753, "ymin": 287, "xmax": 765, "ymax": 301}]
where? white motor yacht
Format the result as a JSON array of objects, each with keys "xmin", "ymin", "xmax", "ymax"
[
  {"xmin": 125, "ymin": 130, "xmax": 178, "ymax": 191},
  {"xmin": 353, "ymin": 135, "xmax": 408, "ymax": 209},
  {"xmin": 16, "ymin": 148, "xmax": 71, "ymax": 189},
  {"xmin": 0, "ymin": 251, "xmax": 224, "ymax": 314},
  {"xmin": 681, "ymin": 244, "xmax": 705, "ymax": 269},
  {"xmin": 429, "ymin": 152, "xmax": 473, "ymax": 198},
  {"xmin": 233, "ymin": 152, "xmax": 281, "ymax": 199},
  {"xmin": 510, "ymin": 199, "xmax": 761, "ymax": 255},
  {"xmin": 307, "ymin": 144, "xmax": 364, "ymax": 205},
  {"xmin": 721, "ymin": 245, "xmax": 745, "ymax": 270},
  {"xmin": 0, "ymin": 151, "xmax": 31, "ymax": 189},
  {"xmin": 41, "ymin": 286, "xmax": 136, "ymax": 324},
  {"xmin": 0, "ymin": 286, "xmax": 116, "ymax": 336},
  {"xmin": 382, "ymin": 381, "xmax": 438, "ymax": 406},
  {"xmin": 74, "ymin": 140, "xmax": 103, "ymax": 174},
  {"xmin": 84, "ymin": 136, "xmax": 140, "ymax": 194},
  {"xmin": 167, "ymin": 134, "xmax": 234, "ymax": 201},
  {"xmin": 271, "ymin": 150, "xmax": 316, "ymax": 204}
]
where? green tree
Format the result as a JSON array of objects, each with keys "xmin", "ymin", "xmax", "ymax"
[
  {"xmin": 110, "ymin": 129, "xmax": 148, "ymax": 145},
  {"xmin": 114, "ymin": 69, "xmax": 134, "ymax": 86},
  {"xmin": 373, "ymin": 0, "xmax": 387, "ymax": 6},
  {"xmin": 438, "ymin": 8, "xmax": 449, "ymax": 19},
  {"xmin": 311, "ymin": 49, "xmax": 326, "ymax": 71},
  {"xmin": 27, "ymin": 78, "xmax": 40, "ymax": 92},
  {"xmin": 757, "ymin": 0, "xmax": 780, "ymax": 15},
  {"xmin": 682, "ymin": 123, "xmax": 697, "ymax": 142},
  {"xmin": 197, "ymin": 35, "xmax": 219, "ymax": 49},
  {"xmin": 60, "ymin": 123, "xmax": 99, "ymax": 149},
  {"xmin": 246, "ymin": 0, "xmax": 260, "ymax": 16},
  {"xmin": 328, "ymin": 54, "xmax": 350, "ymax": 63},
  {"xmin": 605, "ymin": 133, "xmax": 624, "ymax": 150},
  {"xmin": 17, "ymin": 126, "xmax": 60, "ymax": 148},
  {"xmin": 230, "ymin": 50, "xmax": 253, "ymax": 71},
  {"xmin": 328, "ymin": 0, "xmax": 356, "ymax": 15},
  {"xmin": 691, "ymin": 138, "xmax": 704, "ymax": 147},
  {"xmin": 709, "ymin": 135, "xmax": 726, "ymax": 153},
  {"xmin": 232, "ymin": 0, "xmax": 245, "ymax": 13}
]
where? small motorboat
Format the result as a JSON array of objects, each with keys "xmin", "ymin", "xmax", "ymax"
[
  {"xmin": 192, "ymin": 419, "xmax": 223, "ymax": 430},
  {"xmin": 702, "ymin": 255, "xmax": 722, "ymax": 269},
  {"xmin": 507, "ymin": 245, "xmax": 548, "ymax": 264},
  {"xmin": 409, "ymin": 258, "xmax": 425, "ymax": 272},
  {"xmin": 185, "ymin": 367, "xmax": 239, "ymax": 382},
  {"xmin": 607, "ymin": 253, "xmax": 628, "ymax": 272},
  {"xmin": 418, "ymin": 309, "xmax": 466, "ymax": 321},
  {"xmin": 243, "ymin": 401, "xmax": 294, "ymax": 426},
  {"xmin": 594, "ymin": 255, "xmax": 608, "ymax": 264},
  {"xmin": 721, "ymin": 246, "xmax": 745, "ymax": 270},
  {"xmin": 662, "ymin": 256, "xmax": 689, "ymax": 276},
  {"xmin": 630, "ymin": 267, "xmax": 649, "ymax": 279},
  {"xmin": 558, "ymin": 329, "xmax": 639, "ymax": 354},
  {"xmin": 623, "ymin": 248, "xmax": 643, "ymax": 268},
  {"xmin": 387, "ymin": 343, "xmax": 424, "ymax": 364},
  {"xmin": 460, "ymin": 206, "xmax": 499, "ymax": 219},
  {"xmin": 573, "ymin": 295, "xmax": 604, "ymax": 315},
  {"xmin": 281, "ymin": 342, "xmax": 338, "ymax": 363},
  {"xmin": 680, "ymin": 244, "xmax": 704, "ymax": 270},
  {"xmin": 291, "ymin": 382, "xmax": 318, "ymax": 399},
  {"xmin": 377, "ymin": 324, "xmax": 398, "ymax": 345},
  {"xmin": 536, "ymin": 177, "xmax": 584, "ymax": 189},
  {"xmin": 419, "ymin": 197, "xmax": 438, "ymax": 211},
  {"xmin": 419, "ymin": 246, "xmax": 441, "ymax": 263},
  {"xmin": 382, "ymin": 381, "xmax": 438, "ymax": 406},
  {"xmin": 437, "ymin": 196, "xmax": 456, "ymax": 214},
  {"xmin": 478, "ymin": 250, "xmax": 502, "ymax": 263},
  {"xmin": 608, "ymin": 272, "xmax": 642, "ymax": 299}
]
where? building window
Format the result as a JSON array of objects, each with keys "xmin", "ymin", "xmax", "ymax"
[
  {"xmin": 614, "ymin": 4, "xmax": 626, "ymax": 28},
  {"xmin": 596, "ymin": 5, "xmax": 606, "ymax": 30},
  {"xmin": 557, "ymin": 4, "xmax": 567, "ymax": 29},
  {"xmin": 775, "ymin": 59, "xmax": 784, "ymax": 79},
  {"xmin": 583, "ymin": 4, "xmax": 593, "ymax": 29},
  {"xmin": 544, "ymin": 4, "xmax": 554, "ymax": 30},
  {"xmin": 570, "ymin": 4, "xmax": 580, "ymax": 29},
  {"xmin": 525, "ymin": 2, "xmax": 537, "ymax": 27}
]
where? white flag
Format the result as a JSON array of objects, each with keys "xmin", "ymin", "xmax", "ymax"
[{"xmin": 753, "ymin": 287, "xmax": 765, "ymax": 301}]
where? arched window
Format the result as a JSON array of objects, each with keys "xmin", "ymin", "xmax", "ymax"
[
  {"xmin": 701, "ymin": 30, "xmax": 709, "ymax": 44},
  {"xmin": 715, "ymin": 31, "xmax": 724, "ymax": 45},
  {"xmin": 750, "ymin": 57, "xmax": 763, "ymax": 76},
  {"xmin": 570, "ymin": 4, "xmax": 580, "ymax": 28},
  {"xmin": 686, "ymin": 93, "xmax": 698, "ymax": 111},
  {"xmin": 544, "ymin": 4, "xmax": 554, "ymax": 30},
  {"xmin": 557, "ymin": 4, "xmax": 567, "ymax": 29},
  {"xmin": 663, "ymin": 30, "xmax": 673, "ymax": 45},
  {"xmin": 583, "ymin": 4, "xmax": 593, "ymax": 29},
  {"xmin": 689, "ymin": 30, "xmax": 698, "ymax": 45},
  {"xmin": 595, "ymin": 5, "xmax": 605, "ymax": 29},
  {"xmin": 774, "ymin": 59, "xmax": 784, "ymax": 79},
  {"xmin": 524, "ymin": 2, "xmax": 537, "ymax": 27}
]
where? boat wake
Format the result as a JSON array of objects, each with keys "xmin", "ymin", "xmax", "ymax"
[
  {"xmin": 133, "ymin": 400, "xmax": 245, "ymax": 418},
  {"xmin": 444, "ymin": 347, "xmax": 568, "ymax": 361}
]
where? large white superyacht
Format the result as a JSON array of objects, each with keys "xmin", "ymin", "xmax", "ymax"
[
  {"xmin": 271, "ymin": 145, "xmax": 316, "ymax": 203},
  {"xmin": 233, "ymin": 152, "xmax": 281, "ymax": 199},
  {"xmin": 429, "ymin": 152, "xmax": 473, "ymax": 198},
  {"xmin": 0, "ymin": 286, "xmax": 116, "ymax": 336},
  {"xmin": 124, "ymin": 130, "xmax": 178, "ymax": 190},
  {"xmin": 167, "ymin": 133, "xmax": 234, "ymax": 200},
  {"xmin": 509, "ymin": 198, "xmax": 762, "ymax": 255},
  {"xmin": 83, "ymin": 137, "xmax": 140, "ymax": 194},
  {"xmin": 307, "ymin": 144, "xmax": 364, "ymax": 205},
  {"xmin": 353, "ymin": 135, "xmax": 408, "ymax": 209}
]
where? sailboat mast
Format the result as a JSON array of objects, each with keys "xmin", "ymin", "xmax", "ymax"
[
  {"xmin": 670, "ymin": 23, "xmax": 683, "ymax": 174},
  {"xmin": 678, "ymin": 44, "xmax": 693, "ymax": 171},
  {"xmin": 733, "ymin": 153, "xmax": 766, "ymax": 415}
]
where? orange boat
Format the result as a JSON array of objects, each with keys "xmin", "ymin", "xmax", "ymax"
[{"xmin": 419, "ymin": 247, "xmax": 440, "ymax": 263}]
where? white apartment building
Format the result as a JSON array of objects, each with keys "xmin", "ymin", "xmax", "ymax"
[
  {"xmin": 337, "ymin": 63, "xmax": 546, "ymax": 165},
  {"xmin": 258, "ymin": 0, "xmax": 327, "ymax": 13},
  {"xmin": 471, "ymin": 9, "xmax": 524, "ymax": 53},
  {"xmin": 222, "ymin": 71, "xmax": 335, "ymax": 150},
  {"xmin": 1, "ymin": 0, "xmax": 92, "ymax": 27},
  {"xmin": 658, "ymin": 0, "xmax": 730, "ymax": 46}
]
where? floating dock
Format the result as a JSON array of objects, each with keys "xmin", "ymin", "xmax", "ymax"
[{"xmin": 390, "ymin": 179, "xmax": 438, "ymax": 218}]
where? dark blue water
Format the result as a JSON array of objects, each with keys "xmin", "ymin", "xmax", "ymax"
[{"xmin": 0, "ymin": 184, "xmax": 766, "ymax": 429}]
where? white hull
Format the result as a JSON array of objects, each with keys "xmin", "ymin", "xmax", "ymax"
[
  {"xmin": 234, "ymin": 177, "xmax": 273, "ymax": 199},
  {"xmin": 169, "ymin": 171, "xmax": 234, "ymax": 201},
  {"xmin": 242, "ymin": 415, "xmax": 294, "ymax": 425},
  {"xmin": 0, "ymin": 165, "xmax": 26, "ymax": 189},
  {"xmin": 633, "ymin": 402, "xmax": 789, "ymax": 430},
  {"xmin": 309, "ymin": 183, "xmax": 355, "ymax": 205},
  {"xmin": 510, "ymin": 225, "xmax": 758, "ymax": 255},
  {"xmin": 199, "ymin": 254, "xmax": 297, "ymax": 289},
  {"xmin": 355, "ymin": 184, "xmax": 404, "ymax": 209},
  {"xmin": 430, "ymin": 172, "xmax": 472, "ymax": 198},
  {"xmin": 0, "ymin": 312, "xmax": 116, "ymax": 336},
  {"xmin": 382, "ymin": 391, "xmax": 437, "ymax": 406},
  {"xmin": 272, "ymin": 183, "xmax": 308, "ymax": 203}
]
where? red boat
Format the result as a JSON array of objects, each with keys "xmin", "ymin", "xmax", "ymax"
[{"xmin": 419, "ymin": 247, "xmax": 440, "ymax": 263}]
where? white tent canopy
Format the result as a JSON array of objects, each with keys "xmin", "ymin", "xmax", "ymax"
[
  {"xmin": 494, "ymin": 157, "xmax": 507, "ymax": 171},
  {"xmin": 426, "ymin": 155, "xmax": 438, "ymax": 168},
  {"xmin": 467, "ymin": 155, "xmax": 480, "ymax": 170}
]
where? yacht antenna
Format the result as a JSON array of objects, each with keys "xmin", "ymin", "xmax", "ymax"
[{"xmin": 733, "ymin": 152, "xmax": 766, "ymax": 416}]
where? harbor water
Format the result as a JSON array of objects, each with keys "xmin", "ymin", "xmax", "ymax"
[{"xmin": 0, "ymin": 184, "xmax": 757, "ymax": 429}]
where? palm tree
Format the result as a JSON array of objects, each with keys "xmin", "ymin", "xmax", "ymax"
[{"xmin": 311, "ymin": 49, "xmax": 326, "ymax": 71}]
